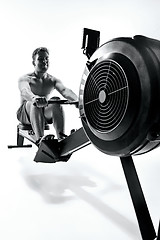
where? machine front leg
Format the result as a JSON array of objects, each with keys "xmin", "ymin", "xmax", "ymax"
[
  {"xmin": 120, "ymin": 156, "xmax": 156, "ymax": 240},
  {"xmin": 157, "ymin": 221, "xmax": 160, "ymax": 240}
]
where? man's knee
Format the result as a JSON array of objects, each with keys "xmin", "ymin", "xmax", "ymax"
[
  {"xmin": 26, "ymin": 101, "xmax": 44, "ymax": 117},
  {"xmin": 50, "ymin": 97, "xmax": 63, "ymax": 112}
]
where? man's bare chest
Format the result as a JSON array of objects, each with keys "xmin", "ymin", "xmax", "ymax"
[{"xmin": 29, "ymin": 77, "xmax": 54, "ymax": 96}]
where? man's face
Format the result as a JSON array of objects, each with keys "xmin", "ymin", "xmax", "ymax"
[{"xmin": 33, "ymin": 51, "xmax": 49, "ymax": 73}]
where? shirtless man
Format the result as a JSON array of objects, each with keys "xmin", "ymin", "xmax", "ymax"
[{"xmin": 17, "ymin": 47, "xmax": 78, "ymax": 145}]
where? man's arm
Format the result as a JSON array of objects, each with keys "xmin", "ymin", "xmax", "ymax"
[
  {"xmin": 18, "ymin": 76, "xmax": 47, "ymax": 107},
  {"xmin": 18, "ymin": 76, "xmax": 36, "ymax": 101},
  {"xmin": 54, "ymin": 78, "xmax": 78, "ymax": 101}
]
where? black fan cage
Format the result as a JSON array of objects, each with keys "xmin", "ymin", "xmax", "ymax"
[{"xmin": 83, "ymin": 59, "xmax": 129, "ymax": 133}]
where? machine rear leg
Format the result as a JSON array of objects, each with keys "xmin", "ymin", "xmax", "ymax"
[{"xmin": 17, "ymin": 126, "xmax": 24, "ymax": 146}]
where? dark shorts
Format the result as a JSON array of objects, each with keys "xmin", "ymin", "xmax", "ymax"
[
  {"xmin": 16, "ymin": 97, "xmax": 61, "ymax": 125},
  {"xmin": 17, "ymin": 101, "xmax": 30, "ymax": 124}
]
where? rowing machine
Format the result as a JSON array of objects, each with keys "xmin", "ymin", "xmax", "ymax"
[{"xmin": 8, "ymin": 28, "xmax": 160, "ymax": 239}]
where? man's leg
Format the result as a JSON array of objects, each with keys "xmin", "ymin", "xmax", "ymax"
[
  {"xmin": 25, "ymin": 101, "xmax": 45, "ymax": 141},
  {"xmin": 44, "ymin": 101, "xmax": 65, "ymax": 139}
]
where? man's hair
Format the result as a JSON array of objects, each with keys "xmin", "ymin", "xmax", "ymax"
[{"xmin": 32, "ymin": 47, "xmax": 49, "ymax": 61}]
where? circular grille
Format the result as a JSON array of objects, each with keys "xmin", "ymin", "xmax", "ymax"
[{"xmin": 83, "ymin": 59, "xmax": 129, "ymax": 133}]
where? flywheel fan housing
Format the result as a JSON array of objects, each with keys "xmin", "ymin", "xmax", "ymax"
[{"xmin": 79, "ymin": 35, "xmax": 160, "ymax": 156}]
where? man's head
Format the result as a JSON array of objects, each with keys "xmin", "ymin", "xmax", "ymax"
[{"xmin": 32, "ymin": 47, "xmax": 49, "ymax": 73}]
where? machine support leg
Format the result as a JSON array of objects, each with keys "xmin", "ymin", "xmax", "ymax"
[
  {"xmin": 120, "ymin": 156, "xmax": 156, "ymax": 240},
  {"xmin": 157, "ymin": 221, "xmax": 160, "ymax": 240}
]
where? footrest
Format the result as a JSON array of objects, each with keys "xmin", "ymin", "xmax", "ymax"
[
  {"xmin": 34, "ymin": 135, "xmax": 59, "ymax": 163},
  {"xmin": 34, "ymin": 135, "xmax": 71, "ymax": 163}
]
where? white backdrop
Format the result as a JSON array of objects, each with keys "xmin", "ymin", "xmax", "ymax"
[{"xmin": 1, "ymin": 0, "xmax": 160, "ymax": 239}]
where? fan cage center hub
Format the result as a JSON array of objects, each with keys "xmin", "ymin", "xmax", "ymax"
[{"xmin": 99, "ymin": 90, "xmax": 107, "ymax": 103}]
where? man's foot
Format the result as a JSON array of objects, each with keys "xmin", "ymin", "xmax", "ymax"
[
  {"xmin": 35, "ymin": 137, "xmax": 42, "ymax": 147},
  {"xmin": 58, "ymin": 129, "xmax": 76, "ymax": 142},
  {"xmin": 58, "ymin": 132, "xmax": 67, "ymax": 142},
  {"xmin": 35, "ymin": 135, "xmax": 55, "ymax": 147}
]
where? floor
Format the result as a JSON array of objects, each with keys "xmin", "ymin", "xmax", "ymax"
[{"xmin": 3, "ymin": 121, "xmax": 160, "ymax": 240}]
